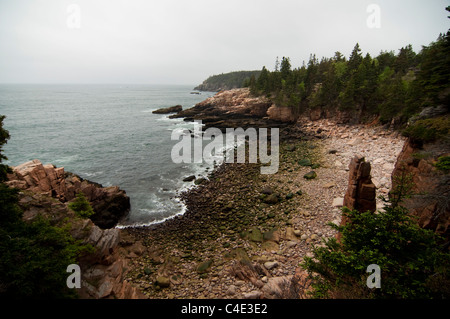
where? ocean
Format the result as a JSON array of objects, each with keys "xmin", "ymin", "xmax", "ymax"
[{"xmin": 0, "ymin": 84, "xmax": 216, "ymax": 227}]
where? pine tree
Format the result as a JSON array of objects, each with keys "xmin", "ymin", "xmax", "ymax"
[
  {"xmin": 394, "ymin": 44, "xmax": 416, "ymax": 74},
  {"xmin": 280, "ymin": 57, "xmax": 292, "ymax": 80},
  {"xmin": 256, "ymin": 66, "xmax": 270, "ymax": 94},
  {"xmin": 347, "ymin": 43, "xmax": 363, "ymax": 77},
  {"xmin": 0, "ymin": 115, "xmax": 11, "ymax": 182}
]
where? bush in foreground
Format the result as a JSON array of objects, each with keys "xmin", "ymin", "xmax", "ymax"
[{"xmin": 302, "ymin": 176, "xmax": 450, "ymax": 299}]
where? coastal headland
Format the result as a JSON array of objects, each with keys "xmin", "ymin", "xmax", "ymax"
[{"xmin": 7, "ymin": 88, "xmax": 448, "ymax": 299}]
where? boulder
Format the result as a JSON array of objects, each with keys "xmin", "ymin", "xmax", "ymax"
[
  {"xmin": 332, "ymin": 197, "xmax": 344, "ymax": 207},
  {"xmin": 391, "ymin": 139, "xmax": 450, "ymax": 239},
  {"xmin": 194, "ymin": 177, "xmax": 207, "ymax": 185},
  {"xmin": 284, "ymin": 227, "xmax": 299, "ymax": 241},
  {"xmin": 248, "ymin": 227, "xmax": 263, "ymax": 242},
  {"xmin": 263, "ymin": 194, "xmax": 279, "ymax": 204},
  {"xmin": 242, "ymin": 291, "xmax": 262, "ymax": 299},
  {"xmin": 267, "ymin": 104, "xmax": 298, "ymax": 123},
  {"xmin": 155, "ymin": 276, "xmax": 170, "ymax": 288},
  {"xmin": 261, "ymin": 276, "xmax": 292, "ymax": 299},
  {"xmin": 197, "ymin": 260, "xmax": 213, "ymax": 274},
  {"xmin": 262, "ymin": 229, "xmax": 280, "ymax": 243},
  {"xmin": 260, "ymin": 186, "xmax": 274, "ymax": 195},
  {"xmin": 298, "ymin": 159, "xmax": 312, "ymax": 167},
  {"xmin": 182, "ymin": 175, "xmax": 196, "ymax": 182},
  {"xmin": 303, "ymin": 171, "xmax": 317, "ymax": 180},
  {"xmin": 264, "ymin": 261, "xmax": 279, "ymax": 270}
]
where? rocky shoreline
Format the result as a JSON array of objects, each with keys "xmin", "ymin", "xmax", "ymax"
[
  {"xmin": 6, "ymin": 88, "xmax": 445, "ymax": 299},
  {"xmin": 119, "ymin": 112, "xmax": 406, "ymax": 299},
  {"xmin": 168, "ymin": 88, "xmax": 297, "ymax": 131},
  {"xmin": 6, "ymin": 160, "xmax": 143, "ymax": 299}
]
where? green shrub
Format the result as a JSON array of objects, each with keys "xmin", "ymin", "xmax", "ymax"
[
  {"xmin": 0, "ymin": 215, "xmax": 94, "ymax": 298},
  {"xmin": 69, "ymin": 192, "xmax": 95, "ymax": 218},
  {"xmin": 403, "ymin": 115, "xmax": 450, "ymax": 144},
  {"xmin": 435, "ymin": 155, "xmax": 450, "ymax": 173},
  {"xmin": 301, "ymin": 177, "xmax": 450, "ymax": 299}
]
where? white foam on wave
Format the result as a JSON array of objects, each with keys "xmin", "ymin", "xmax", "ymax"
[
  {"xmin": 155, "ymin": 115, "xmax": 175, "ymax": 122},
  {"xmin": 120, "ymin": 114, "xmax": 251, "ymax": 228},
  {"xmin": 116, "ymin": 196, "xmax": 187, "ymax": 228},
  {"xmin": 80, "ymin": 171, "xmax": 104, "ymax": 178},
  {"xmin": 53, "ymin": 154, "xmax": 80, "ymax": 165}
]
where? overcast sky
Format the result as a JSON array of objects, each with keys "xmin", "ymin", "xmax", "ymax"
[{"xmin": 0, "ymin": 0, "xmax": 448, "ymax": 85}]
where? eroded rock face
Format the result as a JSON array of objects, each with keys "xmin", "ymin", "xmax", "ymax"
[
  {"xmin": 392, "ymin": 139, "xmax": 450, "ymax": 239},
  {"xmin": 7, "ymin": 160, "xmax": 141, "ymax": 298},
  {"xmin": 169, "ymin": 88, "xmax": 295, "ymax": 130},
  {"xmin": 6, "ymin": 160, "xmax": 130, "ymax": 229},
  {"xmin": 14, "ymin": 189, "xmax": 143, "ymax": 299},
  {"xmin": 8, "ymin": 159, "xmax": 67, "ymax": 200},
  {"xmin": 267, "ymin": 104, "xmax": 298, "ymax": 123}
]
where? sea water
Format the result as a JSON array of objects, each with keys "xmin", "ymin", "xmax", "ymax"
[{"xmin": 0, "ymin": 84, "xmax": 215, "ymax": 227}]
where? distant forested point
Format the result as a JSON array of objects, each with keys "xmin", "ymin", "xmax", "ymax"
[{"xmin": 194, "ymin": 70, "xmax": 261, "ymax": 92}]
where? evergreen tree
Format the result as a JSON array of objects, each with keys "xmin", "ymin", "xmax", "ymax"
[
  {"xmin": 347, "ymin": 43, "xmax": 363, "ymax": 76},
  {"xmin": 280, "ymin": 57, "xmax": 292, "ymax": 80},
  {"xmin": 0, "ymin": 115, "xmax": 11, "ymax": 182},
  {"xmin": 256, "ymin": 66, "xmax": 270, "ymax": 95},
  {"xmin": 333, "ymin": 51, "xmax": 345, "ymax": 62},
  {"xmin": 394, "ymin": 44, "xmax": 417, "ymax": 74},
  {"xmin": 376, "ymin": 50, "xmax": 396, "ymax": 72},
  {"xmin": 417, "ymin": 32, "xmax": 450, "ymax": 107}
]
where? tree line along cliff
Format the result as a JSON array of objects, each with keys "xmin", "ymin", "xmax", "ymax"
[{"xmin": 246, "ymin": 29, "xmax": 449, "ymax": 131}]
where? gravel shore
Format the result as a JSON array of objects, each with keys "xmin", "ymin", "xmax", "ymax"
[{"xmin": 120, "ymin": 118, "xmax": 406, "ymax": 299}]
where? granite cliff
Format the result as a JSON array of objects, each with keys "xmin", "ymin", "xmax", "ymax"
[
  {"xmin": 392, "ymin": 138, "xmax": 450, "ymax": 242},
  {"xmin": 169, "ymin": 88, "xmax": 297, "ymax": 131},
  {"xmin": 6, "ymin": 159, "xmax": 144, "ymax": 299}
]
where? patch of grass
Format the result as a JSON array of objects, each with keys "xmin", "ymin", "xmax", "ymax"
[
  {"xmin": 435, "ymin": 155, "xmax": 450, "ymax": 173},
  {"xmin": 411, "ymin": 152, "xmax": 432, "ymax": 160}
]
